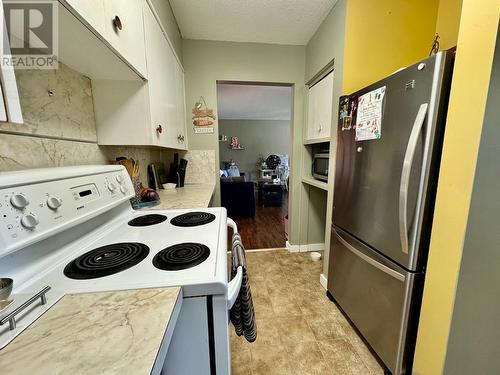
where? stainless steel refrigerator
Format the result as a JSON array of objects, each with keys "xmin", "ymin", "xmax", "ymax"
[{"xmin": 327, "ymin": 51, "xmax": 454, "ymax": 375}]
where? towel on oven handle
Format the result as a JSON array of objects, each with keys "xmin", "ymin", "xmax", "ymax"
[{"xmin": 230, "ymin": 233, "xmax": 257, "ymax": 343}]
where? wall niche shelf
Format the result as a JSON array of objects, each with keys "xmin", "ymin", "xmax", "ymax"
[
  {"xmin": 303, "ymin": 137, "xmax": 331, "ymax": 145},
  {"xmin": 302, "ymin": 176, "xmax": 328, "ymax": 191}
]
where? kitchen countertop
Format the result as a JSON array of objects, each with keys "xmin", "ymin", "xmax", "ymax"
[
  {"xmin": 0, "ymin": 287, "xmax": 182, "ymax": 375},
  {"xmin": 151, "ymin": 183, "xmax": 215, "ymax": 209}
]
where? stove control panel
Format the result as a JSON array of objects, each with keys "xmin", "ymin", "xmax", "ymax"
[
  {"xmin": 0, "ymin": 166, "xmax": 134, "ymax": 258},
  {"xmin": 10, "ymin": 193, "xmax": 29, "ymax": 209},
  {"xmin": 47, "ymin": 196, "xmax": 62, "ymax": 210}
]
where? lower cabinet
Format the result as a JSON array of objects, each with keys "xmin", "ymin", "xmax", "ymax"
[{"xmin": 93, "ymin": 2, "xmax": 187, "ymax": 150}]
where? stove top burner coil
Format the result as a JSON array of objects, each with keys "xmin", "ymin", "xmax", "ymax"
[
  {"xmin": 128, "ymin": 214, "xmax": 167, "ymax": 227},
  {"xmin": 64, "ymin": 243, "xmax": 150, "ymax": 279},
  {"xmin": 153, "ymin": 243, "xmax": 210, "ymax": 271},
  {"xmin": 170, "ymin": 212, "xmax": 216, "ymax": 227}
]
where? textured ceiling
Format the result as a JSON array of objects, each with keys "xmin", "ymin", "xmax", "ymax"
[
  {"xmin": 169, "ymin": 0, "xmax": 337, "ymax": 45},
  {"xmin": 217, "ymin": 84, "xmax": 292, "ymax": 121}
]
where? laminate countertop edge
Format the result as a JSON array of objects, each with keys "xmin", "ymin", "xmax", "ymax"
[
  {"xmin": 0, "ymin": 287, "xmax": 183, "ymax": 375},
  {"xmin": 150, "ymin": 183, "xmax": 215, "ymax": 209}
]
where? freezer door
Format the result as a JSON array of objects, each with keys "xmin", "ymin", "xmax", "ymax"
[
  {"xmin": 333, "ymin": 52, "xmax": 452, "ymax": 270},
  {"xmin": 327, "ymin": 226, "xmax": 421, "ymax": 375}
]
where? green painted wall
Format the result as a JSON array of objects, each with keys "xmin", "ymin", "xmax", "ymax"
[
  {"xmin": 304, "ymin": 0, "xmax": 347, "ymax": 272},
  {"xmin": 183, "ymin": 39, "xmax": 306, "ymax": 245},
  {"xmin": 150, "ymin": 0, "xmax": 183, "ymax": 62},
  {"xmin": 219, "ymin": 119, "xmax": 291, "ymax": 179},
  {"xmin": 305, "ymin": 0, "xmax": 347, "ymax": 83}
]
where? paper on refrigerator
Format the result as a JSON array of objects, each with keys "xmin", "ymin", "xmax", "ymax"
[{"xmin": 355, "ymin": 86, "xmax": 386, "ymax": 141}]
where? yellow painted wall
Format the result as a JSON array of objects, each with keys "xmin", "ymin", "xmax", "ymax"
[
  {"xmin": 342, "ymin": 0, "xmax": 439, "ymax": 93},
  {"xmin": 435, "ymin": 0, "xmax": 463, "ymax": 50},
  {"xmin": 413, "ymin": 1, "xmax": 500, "ymax": 374}
]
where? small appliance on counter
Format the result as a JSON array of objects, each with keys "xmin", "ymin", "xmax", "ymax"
[
  {"xmin": 147, "ymin": 162, "xmax": 168, "ymax": 190},
  {"xmin": 168, "ymin": 153, "xmax": 188, "ymax": 188}
]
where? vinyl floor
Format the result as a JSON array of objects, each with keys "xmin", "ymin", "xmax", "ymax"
[{"xmin": 229, "ymin": 249, "xmax": 384, "ymax": 375}]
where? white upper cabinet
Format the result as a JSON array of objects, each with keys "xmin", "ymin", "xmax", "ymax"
[
  {"xmin": 306, "ymin": 71, "xmax": 334, "ymax": 141},
  {"xmin": 0, "ymin": 3, "xmax": 23, "ymax": 124},
  {"xmin": 92, "ymin": 2, "xmax": 187, "ymax": 150},
  {"xmin": 102, "ymin": 0, "xmax": 147, "ymax": 78},
  {"xmin": 143, "ymin": 2, "xmax": 186, "ymax": 149},
  {"xmin": 61, "ymin": 0, "xmax": 106, "ymax": 35},
  {"xmin": 143, "ymin": 2, "xmax": 174, "ymax": 148},
  {"xmin": 307, "ymin": 83, "xmax": 318, "ymax": 140},
  {"xmin": 174, "ymin": 61, "xmax": 187, "ymax": 146},
  {"xmin": 61, "ymin": 0, "xmax": 147, "ymax": 78}
]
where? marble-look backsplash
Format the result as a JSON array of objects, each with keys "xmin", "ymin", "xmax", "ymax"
[
  {"xmin": 159, "ymin": 149, "xmax": 215, "ymax": 185},
  {"xmin": 0, "ymin": 63, "xmax": 160, "ymax": 186},
  {"xmin": 0, "ymin": 133, "xmax": 161, "ymax": 186},
  {"xmin": 183, "ymin": 150, "xmax": 216, "ymax": 184},
  {"xmin": 101, "ymin": 146, "xmax": 162, "ymax": 186},
  {"xmin": 0, "ymin": 133, "xmax": 107, "ymax": 170},
  {"xmin": 0, "ymin": 63, "xmax": 96, "ymax": 141}
]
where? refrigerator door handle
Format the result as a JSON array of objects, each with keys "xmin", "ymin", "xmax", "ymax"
[
  {"xmin": 399, "ymin": 103, "xmax": 428, "ymax": 254},
  {"xmin": 333, "ymin": 228, "xmax": 405, "ymax": 282}
]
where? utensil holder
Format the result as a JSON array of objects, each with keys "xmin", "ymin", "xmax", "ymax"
[{"xmin": 131, "ymin": 176, "xmax": 141, "ymax": 205}]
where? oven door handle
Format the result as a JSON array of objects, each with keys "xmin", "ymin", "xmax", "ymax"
[
  {"xmin": 227, "ymin": 217, "xmax": 244, "ymax": 309},
  {"xmin": 227, "ymin": 266, "xmax": 243, "ymax": 309}
]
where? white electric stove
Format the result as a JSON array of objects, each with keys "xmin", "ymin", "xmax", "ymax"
[{"xmin": 0, "ymin": 165, "xmax": 241, "ymax": 374}]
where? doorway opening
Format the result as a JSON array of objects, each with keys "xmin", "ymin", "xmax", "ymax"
[{"xmin": 217, "ymin": 82, "xmax": 293, "ymax": 250}]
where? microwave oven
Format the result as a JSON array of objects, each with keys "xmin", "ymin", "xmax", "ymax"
[{"xmin": 312, "ymin": 153, "xmax": 329, "ymax": 182}]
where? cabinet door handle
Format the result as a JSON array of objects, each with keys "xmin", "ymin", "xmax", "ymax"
[
  {"xmin": 156, "ymin": 125, "xmax": 162, "ymax": 134},
  {"xmin": 113, "ymin": 15, "xmax": 122, "ymax": 31}
]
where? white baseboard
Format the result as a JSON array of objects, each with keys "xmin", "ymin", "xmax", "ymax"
[
  {"xmin": 286, "ymin": 242, "xmax": 325, "ymax": 253},
  {"xmin": 245, "ymin": 248, "xmax": 283, "ymax": 253},
  {"xmin": 304, "ymin": 243, "xmax": 325, "ymax": 252},
  {"xmin": 319, "ymin": 273, "xmax": 328, "ymax": 290},
  {"xmin": 286, "ymin": 241, "xmax": 300, "ymax": 253}
]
